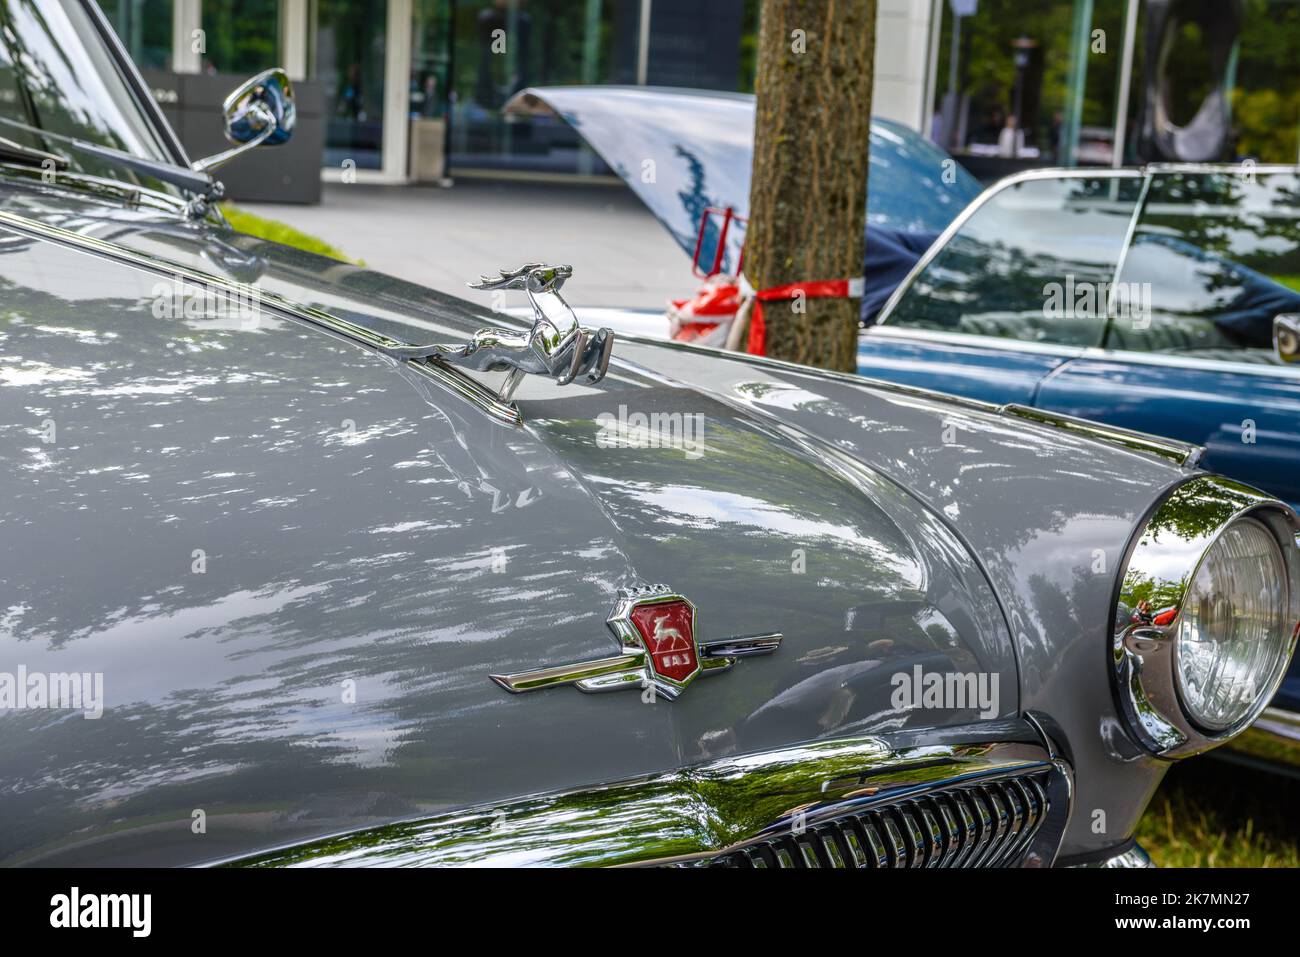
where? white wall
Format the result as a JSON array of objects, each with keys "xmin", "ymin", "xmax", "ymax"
[{"xmin": 872, "ymin": 0, "xmax": 935, "ymax": 131}]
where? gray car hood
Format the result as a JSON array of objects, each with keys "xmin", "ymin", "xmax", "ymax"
[{"xmin": 0, "ymin": 189, "xmax": 1185, "ymax": 864}]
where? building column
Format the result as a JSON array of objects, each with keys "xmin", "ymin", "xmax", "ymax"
[
  {"xmin": 873, "ymin": 0, "xmax": 935, "ymax": 133},
  {"xmin": 1112, "ymin": 0, "xmax": 1140, "ymax": 167},
  {"xmin": 172, "ymin": 0, "xmax": 201, "ymax": 73},
  {"xmin": 921, "ymin": 0, "xmax": 944, "ymax": 141},
  {"xmin": 280, "ymin": 0, "xmax": 310, "ymax": 80},
  {"xmin": 636, "ymin": 0, "xmax": 652, "ymax": 85},
  {"xmin": 1059, "ymin": 0, "xmax": 1095, "ymax": 167},
  {"xmin": 382, "ymin": 0, "xmax": 413, "ymax": 182}
]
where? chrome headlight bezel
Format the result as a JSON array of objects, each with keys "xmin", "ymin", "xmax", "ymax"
[{"xmin": 1111, "ymin": 476, "xmax": 1300, "ymax": 758}]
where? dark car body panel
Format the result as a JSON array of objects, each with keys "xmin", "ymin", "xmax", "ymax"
[{"xmin": 1037, "ymin": 354, "xmax": 1300, "ymax": 516}]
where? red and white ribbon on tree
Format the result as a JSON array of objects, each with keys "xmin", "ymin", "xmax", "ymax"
[{"xmin": 741, "ymin": 274, "xmax": 865, "ymax": 356}]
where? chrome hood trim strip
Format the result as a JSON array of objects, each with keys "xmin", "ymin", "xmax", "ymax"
[
  {"xmin": 999, "ymin": 404, "xmax": 1205, "ymax": 468},
  {"xmin": 0, "ymin": 205, "xmax": 1213, "ymax": 460},
  {"xmin": 0, "ymin": 207, "xmax": 522, "ymax": 426}
]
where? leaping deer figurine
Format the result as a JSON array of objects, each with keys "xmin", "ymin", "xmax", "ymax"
[
  {"xmin": 384, "ymin": 263, "xmax": 614, "ymax": 403},
  {"xmin": 457, "ymin": 263, "xmax": 615, "ymax": 401}
]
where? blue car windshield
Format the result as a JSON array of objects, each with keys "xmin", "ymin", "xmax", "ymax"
[{"xmin": 1111, "ymin": 169, "xmax": 1300, "ymax": 356}]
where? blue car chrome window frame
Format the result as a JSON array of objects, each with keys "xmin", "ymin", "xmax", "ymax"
[
  {"xmin": 876, "ymin": 169, "xmax": 1144, "ymax": 349},
  {"xmin": 1106, "ymin": 168, "xmax": 1300, "ymax": 359}
]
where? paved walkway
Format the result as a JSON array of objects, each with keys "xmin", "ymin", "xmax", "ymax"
[{"xmin": 245, "ymin": 180, "xmax": 689, "ymax": 311}]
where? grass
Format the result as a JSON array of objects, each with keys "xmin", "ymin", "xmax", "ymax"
[
  {"xmin": 1135, "ymin": 756, "xmax": 1300, "ymax": 867},
  {"xmin": 220, "ymin": 203, "xmax": 358, "ymax": 263}
]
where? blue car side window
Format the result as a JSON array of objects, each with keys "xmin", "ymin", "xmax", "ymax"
[
  {"xmin": 1109, "ymin": 170, "xmax": 1300, "ymax": 361},
  {"xmin": 883, "ymin": 175, "xmax": 1142, "ymax": 348}
]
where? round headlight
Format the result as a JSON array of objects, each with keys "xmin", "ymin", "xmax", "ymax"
[
  {"xmin": 1175, "ymin": 518, "xmax": 1289, "ymax": 732},
  {"xmin": 1112, "ymin": 476, "xmax": 1299, "ymax": 758}
]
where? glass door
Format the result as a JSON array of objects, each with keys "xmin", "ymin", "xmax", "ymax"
[
  {"xmin": 312, "ymin": 0, "xmax": 388, "ymax": 170},
  {"xmin": 101, "ymin": 0, "xmax": 175, "ymax": 70},
  {"xmin": 200, "ymin": 0, "xmax": 282, "ymax": 74}
]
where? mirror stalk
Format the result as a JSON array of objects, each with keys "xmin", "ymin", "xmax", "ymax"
[{"xmin": 191, "ymin": 104, "xmax": 277, "ymax": 175}]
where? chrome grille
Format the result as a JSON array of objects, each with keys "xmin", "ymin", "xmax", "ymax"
[{"xmin": 709, "ymin": 768, "xmax": 1054, "ymax": 868}]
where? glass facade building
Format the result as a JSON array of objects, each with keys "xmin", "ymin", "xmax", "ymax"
[
  {"xmin": 103, "ymin": 0, "xmax": 1300, "ymax": 187},
  {"xmin": 930, "ymin": 0, "xmax": 1300, "ymax": 174},
  {"xmin": 443, "ymin": 0, "xmax": 756, "ymax": 176},
  {"xmin": 101, "ymin": 0, "xmax": 175, "ymax": 70}
]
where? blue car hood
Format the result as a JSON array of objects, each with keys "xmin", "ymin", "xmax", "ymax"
[
  {"xmin": 506, "ymin": 85, "xmax": 981, "ymax": 252},
  {"xmin": 505, "ymin": 85, "xmax": 981, "ymax": 320}
]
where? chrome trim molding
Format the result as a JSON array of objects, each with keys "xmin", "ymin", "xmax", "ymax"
[
  {"xmin": 1226, "ymin": 706, "xmax": 1300, "ymax": 772},
  {"xmin": 1105, "ymin": 171, "xmax": 1153, "ymax": 327},
  {"xmin": 862, "ymin": 323, "xmax": 1091, "ymax": 359},
  {"xmin": 619, "ymin": 328, "xmax": 1003, "ymax": 417},
  {"xmin": 1067, "ymin": 843, "xmax": 1155, "ymax": 868},
  {"xmin": 1078, "ymin": 345, "xmax": 1300, "ymax": 380},
  {"xmin": 1111, "ymin": 476, "xmax": 1300, "ymax": 758},
  {"xmin": 223, "ymin": 732, "xmax": 1068, "ymax": 868},
  {"xmin": 490, "ymin": 583, "xmax": 782, "ymax": 700},
  {"xmin": 1144, "ymin": 161, "xmax": 1300, "ymax": 174},
  {"xmin": 873, "ymin": 167, "xmax": 1143, "ymax": 328},
  {"xmin": 0, "ymin": 208, "xmax": 527, "ymax": 427},
  {"xmin": 406, "ymin": 359, "xmax": 523, "ymax": 427},
  {"xmin": 662, "ymin": 761, "xmax": 1060, "ymax": 868},
  {"xmin": 1000, "ymin": 404, "xmax": 1205, "ymax": 468}
]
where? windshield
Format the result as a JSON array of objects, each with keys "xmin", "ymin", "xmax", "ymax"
[{"xmin": 0, "ymin": 0, "xmax": 174, "ymax": 186}]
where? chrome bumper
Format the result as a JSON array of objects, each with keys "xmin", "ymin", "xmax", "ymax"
[
  {"xmin": 1068, "ymin": 843, "xmax": 1155, "ymax": 868},
  {"xmin": 1225, "ymin": 706, "xmax": 1300, "ymax": 773},
  {"xmin": 224, "ymin": 723, "xmax": 1072, "ymax": 868}
]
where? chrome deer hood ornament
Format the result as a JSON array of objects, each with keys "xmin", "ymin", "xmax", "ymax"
[{"xmin": 444, "ymin": 263, "xmax": 614, "ymax": 402}]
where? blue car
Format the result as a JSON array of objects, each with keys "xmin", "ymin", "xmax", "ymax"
[
  {"xmin": 516, "ymin": 88, "xmax": 1298, "ymax": 505},
  {"xmin": 503, "ymin": 85, "xmax": 984, "ymax": 326},
  {"xmin": 513, "ymin": 86, "xmax": 1300, "ymax": 776},
  {"xmin": 858, "ymin": 165, "xmax": 1300, "ymax": 773},
  {"xmin": 861, "ymin": 165, "xmax": 1300, "ymax": 510}
]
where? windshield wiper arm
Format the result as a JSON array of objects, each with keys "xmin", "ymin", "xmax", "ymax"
[
  {"xmin": 50, "ymin": 136, "xmax": 217, "ymax": 198},
  {"xmin": 0, "ymin": 116, "xmax": 219, "ymax": 203},
  {"xmin": 0, "ymin": 134, "xmax": 68, "ymax": 170}
]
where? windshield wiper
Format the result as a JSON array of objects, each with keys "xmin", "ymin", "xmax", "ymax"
[
  {"xmin": 0, "ymin": 134, "xmax": 68, "ymax": 170},
  {"xmin": 0, "ymin": 116, "xmax": 220, "ymax": 206}
]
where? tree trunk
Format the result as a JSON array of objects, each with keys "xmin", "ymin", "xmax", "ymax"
[{"xmin": 746, "ymin": 0, "xmax": 876, "ymax": 372}]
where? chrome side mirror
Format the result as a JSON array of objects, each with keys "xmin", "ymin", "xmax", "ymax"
[
  {"xmin": 191, "ymin": 68, "xmax": 296, "ymax": 175},
  {"xmin": 1275, "ymin": 314, "xmax": 1300, "ymax": 363}
]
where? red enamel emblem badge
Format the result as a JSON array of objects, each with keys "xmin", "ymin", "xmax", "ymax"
[{"xmin": 629, "ymin": 599, "xmax": 699, "ymax": 683}]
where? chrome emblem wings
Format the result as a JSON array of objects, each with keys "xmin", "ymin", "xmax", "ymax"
[{"xmin": 490, "ymin": 584, "xmax": 783, "ymax": 700}]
